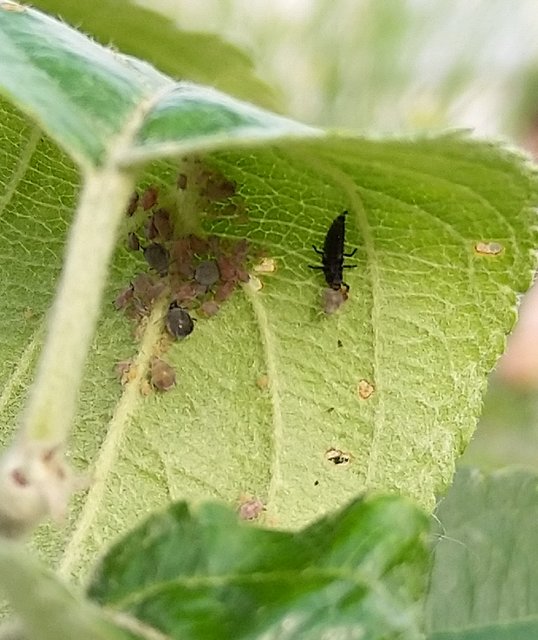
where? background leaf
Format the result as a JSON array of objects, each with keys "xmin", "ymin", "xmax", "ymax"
[
  {"xmin": 30, "ymin": 0, "xmax": 280, "ymax": 112},
  {"xmin": 86, "ymin": 495, "xmax": 429, "ymax": 640},
  {"xmin": 427, "ymin": 467, "xmax": 538, "ymax": 639}
]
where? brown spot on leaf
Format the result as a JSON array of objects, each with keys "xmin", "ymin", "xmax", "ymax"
[
  {"xmin": 238, "ymin": 497, "xmax": 265, "ymax": 520},
  {"xmin": 474, "ymin": 241, "xmax": 504, "ymax": 256},
  {"xmin": 358, "ymin": 379, "xmax": 374, "ymax": 399},
  {"xmin": 177, "ymin": 173, "xmax": 187, "ymax": 190},
  {"xmin": 325, "ymin": 448, "xmax": 352, "ymax": 466}
]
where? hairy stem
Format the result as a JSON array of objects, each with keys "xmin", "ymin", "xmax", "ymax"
[{"xmin": 22, "ymin": 167, "xmax": 134, "ymax": 444}]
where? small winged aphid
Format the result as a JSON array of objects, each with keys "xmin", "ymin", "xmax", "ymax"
[{"xmin": 309, "ymin": 210, "xmax": 357, "ymax": 292}]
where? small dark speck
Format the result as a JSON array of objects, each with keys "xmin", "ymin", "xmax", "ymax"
[
  {"xmin": 337, "ymin": 339, "xmax": 343, "ymax": 348},
  {"xmin": 314, "ymin": 480, "xmax": 319, "ymax": 486}
]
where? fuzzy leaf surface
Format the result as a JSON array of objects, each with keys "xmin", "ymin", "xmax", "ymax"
[
  {"xmin": 86, "ymin": 496, "xmax": 429, "ymax": 640},
  {"xmin": 0, "ymin": 5, "xmax": 535, "ymax": 581},
  {"xmin": 427, "ymin": 467, "xmax": 538, "ymax": 640}
]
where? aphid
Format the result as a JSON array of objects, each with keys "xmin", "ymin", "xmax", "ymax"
[
  {"xmin": 140, "ymin": 185, "xmax": 158, "ymax": 210},
  {"xmin": 195, "ymin": 260, "xmax": 220, "ymax": 287},
  {"xmin": 127, "ymin": 232, "xmax": 140, "ymax": 251},
  {"xmin": 166, "ymin": 301, "xmax": 194, "ymax": 339},
  {"xmin": 150, "ymin": 358, "xmax": 176, "ymax": 391},
  {"xmin": 309, "ymin": 211, "xmax": 357, "ymax": 291},
  {"xmin": 200, "ymin": 300, "xmax": 220, "ymax": 317},
  {"xmin": 143, "ymin": 243, "xmax": 170, "ymax": 276}
]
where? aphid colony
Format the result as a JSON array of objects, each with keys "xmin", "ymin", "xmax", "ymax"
[{"xmin": 114, "ymin": 161, "xmax": 252, "ymax": 391}]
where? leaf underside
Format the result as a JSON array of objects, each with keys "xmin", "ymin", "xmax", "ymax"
[{"xmin": 0, "ymin": 4, "xmax": 536, "ymax": 582}]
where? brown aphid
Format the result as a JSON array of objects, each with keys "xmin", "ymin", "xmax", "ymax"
[
  {"xmin": 173, "ymin": 281, "xmax": 200, "ymax": 305},
  {"xmin": 358, "ymin": 379, "xmax": 375, "ymax": 399},
  {"xmin": 127, "ymin": 232, "xmax": 140, "ymax": 251},
  {"xmin": 215, "ymin": 279, "xmax": 236, "ymax": 303},
  {"xmin": 152, "ymin": 209, "xmax": 172, "ymax": 240},
  {"xmin": 132, "ymin": 273, "xmax": 166, "ymax": 308},
  {"xmin": 189, "ymin": 235, "xmax": 210, "ymax": 255},
  {"xmin": 115, "ymin": 360, "xmax": 138, "ymax": 385},
  {"xmin": 150, "ymin": 358, "xmax": 176, "ymax": 391},
  {"xmin": 200, "ymin": 300, "xmax": 220, "ymax": 317},
  {"xmin": 126, "ymin": 191, "xmax": 139, "ymax": 216},
  {"xmin": 238, "ymin": 497, "xmax": 265, "ymax": 521},
  {"xmin": 144, "ymin": 243, "xmax": 170, "ymax": 276},
  {"xmin": 144, "ymin": 216, "xmax": 158, "ymax": 240},
  {"xmin": 202, "ymin": 178, "xmax": 236, "ymax": 200},
  {"xmin": 140, "ymin": 185, "xmax": 158, "ymax": 210},
  {"xmin": 195, "ymin": 260, "xmax": 220, "ymax": 287},
  {"xmin": 170, "ymin": 238, "xmax": 194, "ymax": 278},
  {"xmin": 216, "ymin": 255, "xmax": 237, "ymax": 282},
  {"xmin": 322, "ymin": 287, "xmax": 348, "ymax": 315},
  {"xmin": 114, "ymin": 284, "xmax": 134, "ymax": 310},
  {"xmin": 235, "ymin": 267, "xmax": 250, "ymax": 283},
  {"xmin": 177, "ymin": 173, "xmax": 187, "ymax": 189},
  {"xmin": 474, "ymin": 241, "xmax": 504, "ymax": 256},
  {"xmin": 325, "ymin": 448, "xmax": 352, "ymax": 466}
]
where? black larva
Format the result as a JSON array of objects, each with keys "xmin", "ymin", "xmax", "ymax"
[{"xmin": 309, "ymin": 211, "xmax": 357, "ymax": 291}]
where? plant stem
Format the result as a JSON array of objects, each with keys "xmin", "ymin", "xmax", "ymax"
[
  {"xmin": 22, "ymin": 167, "xmax": 135, "ymax": 445},
  {"xmin": 0, "ymin": 164, "xmax": 135, "ymax": 536}
]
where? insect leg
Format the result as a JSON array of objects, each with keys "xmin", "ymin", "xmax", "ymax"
[
  {"xmin": 312, "ymin": 245, "xmax": 324, "ymax": 255},
  {"xmin": 342, "ymin": 265, "xmax": 358, "ymax": 269},
  {"xmin": 308, "ymin": 265, "xmax": 324, "ymax": 270},
  {"xmin": 343, "ymin": 248, "xmax": 357, "ymax": 257}
]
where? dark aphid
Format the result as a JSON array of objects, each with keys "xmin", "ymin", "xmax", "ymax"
[
  {"xmin": 166, "ymin": 302, "xmax": 194, "ymax": 339},
  {"xmin": 195, "ymin": 260, "xmax": 220, "ymax": 287},
  {"xmin": 143, "ymin": 243, "xmax": 170, "ymax": 276},
  {"xmin": 309, "ymin": 211, "xmax": 357, "ymax": 291}
]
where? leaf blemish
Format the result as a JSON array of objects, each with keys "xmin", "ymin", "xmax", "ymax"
[
  {"xmin": 325, "ymin": 448, "xmax": 352, "ymax": 465},
  {"xmin": 237, "ymin": 496, "xmax": 265, "ymax": 520},
  {"xmin": 358, "ymin": 379, "xmax": 375, "ymax": 399},
  {"xmin": 474, "ymin": 241, "xmax": 504, "ymax": 256}
]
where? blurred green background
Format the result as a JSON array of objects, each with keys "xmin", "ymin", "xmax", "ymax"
[{"xmin": 38, "ymin": 0, "xmax": 538, "ymax": 470}]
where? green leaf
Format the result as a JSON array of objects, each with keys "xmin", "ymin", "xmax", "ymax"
[
  {"xmin": 0, "ymin": 4, "xmax": 536, "ymax": 579},
  {"xmin": 426, "ymin": 467, "xmax": 538, "ymax": 640},
  {"xmin": 0, "ymin": 3, "xmax": 307, "ymax": 167},
  {"xmin": 86, "ymin": 495, "xmax": 429, "ymax": 640},
  {"xmin": 0, "ymin": 539, "xmax": 131, "ymax": 640},
  {"xmin": 30, "ymin": 0, "xmax": 280, "ymax": 112}
]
